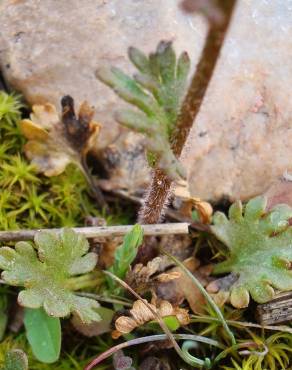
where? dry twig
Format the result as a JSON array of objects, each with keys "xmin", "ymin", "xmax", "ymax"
[{"xmin": 0, "ymin": 223, "xmax": 189, "ymax": 242}]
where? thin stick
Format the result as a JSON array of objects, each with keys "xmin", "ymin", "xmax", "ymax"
[
  {"xmin": 84, "ymin": 333, "xmax": 223, "ymax": 370},
  {"xmin": 191, "ymin": 315, "xmax": 292, "ymax": 334},
  {"xmin": 0, "ymin": 222, "xmax": 189, "ymax": 242}
]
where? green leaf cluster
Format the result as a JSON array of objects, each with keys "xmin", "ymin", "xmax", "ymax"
[
  {"xmin": 212, "ymin": 196, "xmax": 292, "ymax": 306},
  {"xmin": 109, "ymin": 224, "xmax": 143, "ymax": 279},
  {"xmin": 222, "ymin": 332, "xmax": 292, "ymax": 370},
  {"xmin": 0, "ymin": 228, "xmax": 100, "ymax": 323},
  {"xmin": 107, "ymin": 224, "xmax": 143, "ymax": 291},
  {"xmin": 97, "ymin": 41, "xmax": 190, "ymax": 180}
]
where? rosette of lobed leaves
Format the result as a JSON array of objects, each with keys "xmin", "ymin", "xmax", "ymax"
[
  {"xmin": 212, "ymin": 196, "xmax": 292, "ymax": 308},
  {"xmin": 0, "ymin": 228, "xmax": 100, "ymax": 323},
  {"xmin": 96, "ymin": 41, "xmax": 190, "ymax": 181}
]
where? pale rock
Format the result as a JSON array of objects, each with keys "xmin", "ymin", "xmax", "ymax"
[
  {"xmin": 182, "ymin": 0, "xmax": 292, "ymax": 200},
  {"xmin": 0, "ymin": 3, "xmax": 205, "ymax": 142},
  {"xmin": 0, "ymin": 0, "xmax": 291, "ymax": 201}
]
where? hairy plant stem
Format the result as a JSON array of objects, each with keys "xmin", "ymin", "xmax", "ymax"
[{"xmin": 136, "ymin": 0, "xmax": 238, "ymax": 264}]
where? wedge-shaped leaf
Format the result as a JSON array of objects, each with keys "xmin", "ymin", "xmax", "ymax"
[
  {"xmin": 24, "ymin": 308, "xmax": 61, "ymax": 364},
  {"xmin": 212, "ymin": 196, "xmax": 292, "ymax": 307},
  {"xmin": 1, "ymin": 349, "xmax": 28, "ymax": 370},
  {"xmin": 96, "ymin": 41, "xmax": 190, "ymax": 180},
  {"xmin": 0, "ymin": 228, "xmax": 100, "ymax": 323}
]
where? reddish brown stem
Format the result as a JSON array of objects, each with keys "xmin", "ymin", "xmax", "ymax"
[{"xmin": 136, "ymin": 0, "xmax": 238, "ymax": 264}]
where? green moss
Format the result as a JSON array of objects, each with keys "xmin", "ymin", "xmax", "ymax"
[
  {"xmin": 0, "ymin": 92, "xmax": 129, "ymax": 232},
  {"xmin": 0, "ymin": 335, "xmax": 85, "ymax": 369},
  {"xmin": 0, "ymin": 92, "xmax": 120, "ymax": 367}
]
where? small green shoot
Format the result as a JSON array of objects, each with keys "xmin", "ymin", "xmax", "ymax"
[
  {"xmin": 107, "ymin": 224, "xmax": 143, "ymax": 291},
  {"xmin": 110, "ymin": 224, "xmax": 143, "ymax": 279},
  {"xmin": 0, "ymin": 92, "xmax": 23, "ymax": 126},
  {"xmin": 97, "ymin": 41, "xmax": 190, "ymax": 180}
]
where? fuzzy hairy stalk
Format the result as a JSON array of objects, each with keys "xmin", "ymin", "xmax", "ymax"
[{"xmin": 136, "ymin": 0, "xmax": 238, "ymax": 263}]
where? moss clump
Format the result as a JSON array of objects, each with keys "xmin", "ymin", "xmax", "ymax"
[
  {"xmin": 0, "ymin": 92, "xmax": 120, "ymax": 367},
  {"xmin": 0, "ymin": 92, "xmax": 129, "ymax": 232}
]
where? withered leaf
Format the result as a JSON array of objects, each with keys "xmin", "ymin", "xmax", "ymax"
[
  {"xmin": 206, "ymin": 273, "xmax": 239, "ymax": 307},
  {"xmin": 113, "ymin": 299, "xmax": 190, "ymax": 338},
  {"xmin": 126, "ymin": 256, "xmax": 171, "ymax": 293},
  {"xmin": 175, "ymin": 180, "xmax": 213, "ymax": 223},
  {"xmin": 155, "ymin": 257, "xmax": 213, "ymax": 313},
  {"xmin": 20, "ymin": 96, "xmax": 100, "ymax": 176}
]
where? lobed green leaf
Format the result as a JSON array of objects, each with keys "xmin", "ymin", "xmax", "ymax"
[
  {"xmin": 0, "ymin": 228, "xmax": 100, "ymax": 322},
  {"xmin": 212, "ymin": 196, "xmax": 292, "ymax": 307}
]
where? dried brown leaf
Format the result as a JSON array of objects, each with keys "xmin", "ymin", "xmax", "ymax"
[
  {"xmin": 156, "ymin": 257, "xmax": 213, "ymax": 313},
  {"xmin": 174, "ymin": 180, "xmax": 213, "ymax": 223},
  {"xmin": 206, "ymin": 273, "xmax": 239, "ymax": 307},
  {"xmin": 126, "ymin": 256, "xmax": 170, "ymax": 293},
  {"xmin": 156, "ymin": 271, "xmax": 181, "ymax": 283},
  {"xmin": 115, "ymin": 316, "xmax": 137, "ymax": 334},
  {"xmin": 113, "ymin": 299, "xmax": 190, "ymax": 338},
  {"xmin": 20, "ymin": 96, "xmax": 100, "ymax": 176},
  {"xmin": 130, "ymin": 300, "xmax": 157, "ymax": 325}
]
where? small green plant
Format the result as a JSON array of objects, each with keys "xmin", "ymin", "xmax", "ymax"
[
  {"xmin": 97, "ymin": 41, "xmax": 190, "ymax": 181},
  {"xmin": 223, "ymin": 332, "xmax": 292, "ymax": 370},
  {"xmin": 0, "ymin": 228, "xmax": 100, "ymax": 323},
  {"xmin": 0, "ymin": 92, "xmax": 23, "ymax": 126},
  {"xmin": 212, "ymin": 196, "xmax": 292, "ymax": 307},
  {"xmin": 108, "ymin": 224, "xmax": 143, "ymax": 287}
]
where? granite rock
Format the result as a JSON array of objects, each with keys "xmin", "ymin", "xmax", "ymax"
[
  {"xmin": 0, "ymin": 0, "xmax": 205, "ymax": 144},
  {"xmin": 0, "ymin": 0, "xmax": 291, "ymax": 201},
  {"xmin": 182, "ymin": 0, "xmax": 292, "ymax": 201}
]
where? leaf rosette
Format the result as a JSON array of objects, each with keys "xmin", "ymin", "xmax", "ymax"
[
  {"xmin": 96, "ymin": 41, "xmax": 190, "ymax": 180},
  {"xmin": 0, "ymin": 228, "xmax": 100, "ymax": 323}
]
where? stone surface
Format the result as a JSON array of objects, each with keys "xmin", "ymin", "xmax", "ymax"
[
  {"xmin": 0, "ymin": 0, "xmax": 206, "ymax": 147},
  {"xmin": 0, "ymin": 0, "xmax": 292, "ymax": 201},
  {"xmin": 182, "ymin": 0, "xmax": 292, "ymax": 201}
]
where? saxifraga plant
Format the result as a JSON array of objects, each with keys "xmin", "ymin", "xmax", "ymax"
[{"xmin": 97, "ymin": 0, "xmax": 237, "ymax": 263}]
